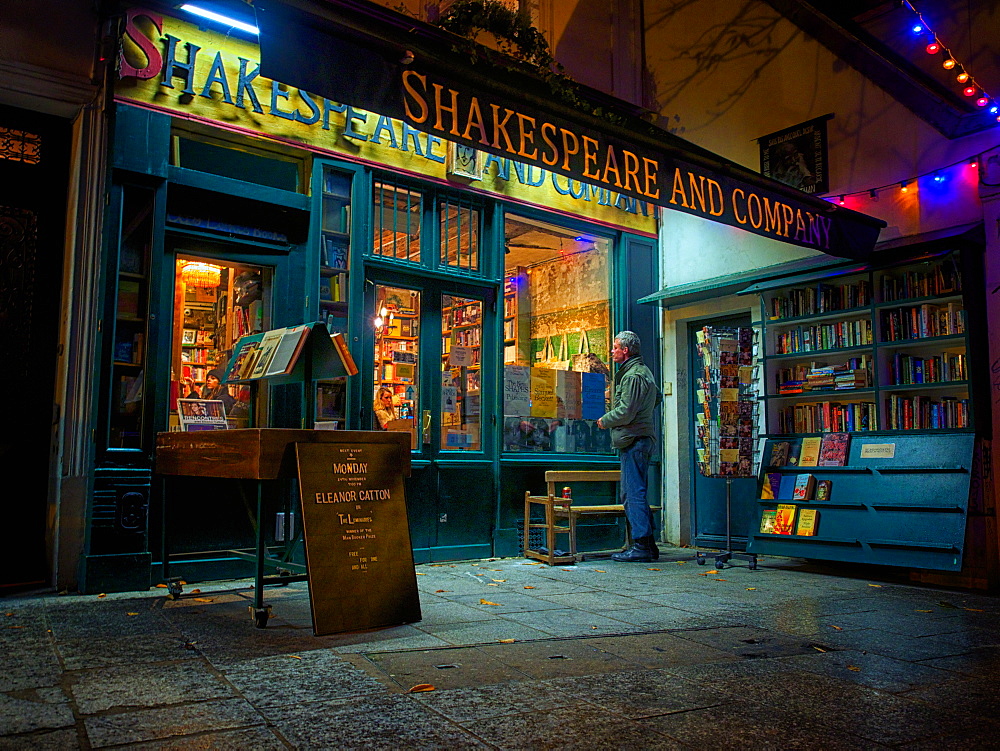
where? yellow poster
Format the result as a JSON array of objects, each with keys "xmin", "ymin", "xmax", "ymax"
[{"xmin": 530, "ymin": 368, "xmax": 558, "ymax": 418}]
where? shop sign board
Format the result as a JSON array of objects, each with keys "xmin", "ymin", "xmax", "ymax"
[{"xmin": 116, "ymin": 9, "xmax": 655, "ymax": 236}]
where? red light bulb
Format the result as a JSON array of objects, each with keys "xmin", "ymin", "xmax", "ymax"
[
  {"xmin": 925, "ymin": 41, "xmax": 941, "ymax": 54},
  {"xmin": 977, "ymin": 97, "xmax": 989, "ymax": 107},
  {"xmin": 963, "ymin": 86, "xmax": 977, "ymax": 97}
]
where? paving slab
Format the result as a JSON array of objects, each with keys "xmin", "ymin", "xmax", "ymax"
[
  {"xmin": 476, "ymin": 636, "xmax": 641, "ymax": 678},
  {"xmin": 222, "ymin": 649, "xmax": 388, "ymax": 708},
  {"xmin": 83, "ymin": 697, "xmax": 263, "ymax": 748},
  {"xmin": 118, "ymin": 725, "xmax": 288, "ymax": 750},
  {"xmin": 0, "ymin": 690, "xmax": 74, "ymax": 736},
  {"xmin": 70, "ymin": 660, "xmax": 236, "ymax": 715},
  {"xmin": 410, "ymin": 679, "xmax": 577, "ymax": 722},
  {"xmin": 365, "ymin": 645, "xmax": 530, "ymax": 691},
  {"xmin": 263, "ymin": 694, "xmax": 488, "ymax": 749}
]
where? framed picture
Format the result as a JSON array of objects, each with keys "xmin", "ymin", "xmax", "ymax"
[
  {"xmin": 182, "ymin": 329, "xmax": 197, "ymax": 345},
  {"xmin": 447, "ymin": 142, "xmax": 482, "ymax": 180},
  {"xmin": 758, "ymin": 115, "xmax": 831, "ymax": 195}
]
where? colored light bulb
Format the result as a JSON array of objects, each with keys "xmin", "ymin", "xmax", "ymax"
[
  {"xmin": 957, "ymin": 71, "xmax": 970, "ymax": 83},
  {"xmin": 925, "ymin": 41, "xmax": 941, "ymax": 54},
  {"xmin": 943, "ymin": 58, "xmax": 956, "ymax": 70},
  {"xmin": 963, "ymin": 86, "xmax": 977, "ymax": 97},
  {"xmin": 977, "ymin": 97, "xmax": 989, "ymax": 107}
]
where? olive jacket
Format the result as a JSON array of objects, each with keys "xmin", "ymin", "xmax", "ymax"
[{"xmin": 599, "ymin": 355, "xmax": 659, "ymax": 450}]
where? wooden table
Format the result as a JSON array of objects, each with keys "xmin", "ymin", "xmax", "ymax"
[{"xmin": 155, "ymin": 429, "xmax": 413, "ymax": 629}]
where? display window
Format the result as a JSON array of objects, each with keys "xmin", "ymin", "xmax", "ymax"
[
  {"xmin": 441, "ymin": 294, "xmax": 483, "ymax": 451},
  {"xmin": 168, "ymin": 255, "xmax": 266, "ymax": 430},
  {"xmin": 502, "ymin": 214, "xmax": 614, "ymax": 454},
  {"xmin": 373, "ymin": 180, "xmax": 422, "ymax": 263},
  {"xmin": 439, "ymin": 197, "xmax": 480, "ymax": 272},
  {"xmin": 373, "ymin": 284, "xmax": 420, "ymax": 445}
]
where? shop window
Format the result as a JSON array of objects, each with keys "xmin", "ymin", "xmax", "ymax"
[
  {"xmin": 373, "ymin": 284, "xmax": 419, "ymax": 446},
  {"xmin": 169, "ymin": 256, "xmax": 268, "ymax": 430},
  {"xmin": 442, "ymin": 295, "xmax": 483, "ymax": 450},
  {"xmin": 439, "ymin": 197, "xmax": 480, "ymax": 272},
  {"xmin": 502, "ymin": 215, "xmax": 614, "ymax": 454},
  {"xmin": 0, "ymin": 127, "xmax": 41, "ymax": 164},
  {"xmin": 373, "ymin": 180, "xmax": 422, "ymax": 263},
  {"xmin": 171, "ymin": 131, "xmax": 304, "ymax": 193}
]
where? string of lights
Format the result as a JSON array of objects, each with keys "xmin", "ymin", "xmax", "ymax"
[
  {"xmin": 902, "ymin": 0, "xmax": 999, "ymax": 122},
  {"xmin": 825, "ymin": 152, "xmax": 981, "ymax": 205}
]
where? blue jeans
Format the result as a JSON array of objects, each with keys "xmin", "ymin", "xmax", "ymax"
[{"xmin": 620, "ymin": 436, "xmax": 655, "ymax": 540}]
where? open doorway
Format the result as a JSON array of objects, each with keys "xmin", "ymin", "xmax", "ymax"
[{"xmin": 169, "ymin": 256, "xmax": 271, "ymax": 429}]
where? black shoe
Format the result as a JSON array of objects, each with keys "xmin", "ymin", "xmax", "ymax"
[
  {"xmin": 611, "ymin": 543, "xmax": 655, "ymax": 563},
  {"xmin": 640, "ymin": 537, "xmax": 660, "ymax": 561}
]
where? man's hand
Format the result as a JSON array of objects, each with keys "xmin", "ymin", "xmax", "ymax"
[{"xmin": 597, "ymin": 418, "xmax": 604, "ymax": 429}]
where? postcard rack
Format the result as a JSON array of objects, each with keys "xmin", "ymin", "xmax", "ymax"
[{"xmin": 694, "ymin": 325, "xmax": 761, "ymax": 569}]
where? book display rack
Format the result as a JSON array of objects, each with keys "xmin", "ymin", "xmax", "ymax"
[
  {"xmin": 693, "ymin": 325, "xmax": 761, "ymax": 569},
  {"xmin": 745, "ymin": 248, "xmax": 981, "ymax": 571}
]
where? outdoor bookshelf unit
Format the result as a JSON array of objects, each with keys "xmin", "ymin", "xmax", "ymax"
[
  {"xmin": 743, "ymin": 247, "xmax": 982, "ymax": 572},
  {"xmin": 749, "ymin": 433, "xmax": 974, "ymax": 571}
]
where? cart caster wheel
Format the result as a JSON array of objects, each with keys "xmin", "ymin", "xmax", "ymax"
[
  {"xmin": 250, "ymin": 605, "xmax": 272, "ymax": 628},
  {"xmin": 696, "ymin": 555, "xmax": 706, "ymax": 565},
  {"xmin": 167, "ymin": 578, "xmax": 184, "ymax": 600},
  {"xmin": 749, "ymin": 559, "xmax": 758, "ymax": 571},
  {"xmin": 276, "ymin": 568, "xmax": 291, "ymax": 584}
]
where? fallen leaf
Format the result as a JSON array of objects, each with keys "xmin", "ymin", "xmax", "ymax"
[
  {"xmin": 434, "ymin": 590, "xmax": 450, "ymax": 593},
  {"xmin": 962, "ymin": 607, "xmax": 984, "ymax": 612},
  {"xmin": 193, "ymin": 597, "xmax": 213, "ymax": 603},
  {"xmin": 126, "ymin": 612, "xmax": 139, "ymax": 616},
  {"xmin": 705, "ymin": 569, "xmax": 719, "ymax": 574},
  {"xmin": 523, "ymin": 586, "xmax": 536, "ymax": 589},
  {"xmin": 594, "ymin": 569, "xmax": 606, "ymax": 573},
  {"xmin": 647, "ymin": 568, "xmax": 661, "ymax": 571},
  {"xmin": 288, "ymin": 655, "xmax": 302, "ymax": 660},
  {"xmin": 7, "ymin": 626, "xmax": 24, "ymax": 629},
  {"xmin": 813, "ymin": 646, "xmax": 827, "ymax": 652},
  {"xmin": 407, "ymin": 683, "xmax": 436, "ymax": 693},
  {"xmin": 915, "ymin": 609, "xmax": 933, "ymax": 612},
  {"xmin": 429, "ymin": 564, "xmax": 446, "ymax": 567},
  {"xmin": 676, "ymin": 561, "xmax": 686, "ymax": 565},
  {"xmin": 714, "ymin": 578, "xmax": 727, "ymax": 581},
  {"xmin": 471, "ymin": 563, "xmax": 480, "ymax": 567},
  {"xmin": 155, "ymin": 583, "xmax": 168, "ymax": 589},
  {"xmin": 847, "ymin": 665, "xmax": 861, "ymax": 672},
  {"xmin": 480, "ymin": 599, "xmax": 501, "ymax": 606},
  {"xmin": 4, "ymin": 613, "xmax": 13, "ymax": 617},
  {"xmin": 97, "ymin": 593, "xmax": 107, "ymax": 598},
  {"xmin": 591, "ymin": 626, "xmax": 598, "ymax": 629},
  {"xmin": 491, "ymin": 579, "xmax": 506, "ymax": 583},
  {"xmin": 178, "ymin": 581, "xmax": 187, "ymax": 586},
  {"xmin": 523, "ymin": 562, "xmax": 543, "ymax": 566},
  {"xmin": 828, "ymin": 624, "xmax": 843, "ymax": 631},
  {"xmin": 746, "ymin": 587, "xmax": 757, "ymax": 591},
  {"xmin": 415, "ymin": 572, "xmax": 427, "ymax": 576},
  {"xmin": 487, "ymin": 583, "xmax": 499, "ymax": 587},
  {"xmin": 189, "ymin": 589, "xmax": 201, "ymax": 594},
  {"xmin": 868, "ymin": 583, "xmax": 882, "ymax": 588},
  {"xmin": 498, "ymin": 638, "xmax": 516, "ymax": 643}
]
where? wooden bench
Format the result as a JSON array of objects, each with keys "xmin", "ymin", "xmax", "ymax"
[{"xmin": 523, "ymin": 470, "xmax": 626, "ymax": 565}]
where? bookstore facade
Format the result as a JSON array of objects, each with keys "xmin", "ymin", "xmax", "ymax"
[{"xmin": 92, "ymin": 7, "xmax": 662, "ymax": 590}]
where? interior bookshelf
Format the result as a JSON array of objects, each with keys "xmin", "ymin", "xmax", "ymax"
[
  {"xmin": 109, "ymin": 186, "xmax": 154, "ymax": 449},
  {"xmin": 441, "ymin": 296, "xmax": 482, "ymax": 450},
  {"xmin": 503, "ymin": 267, "xmax": 530, "ymax": 365},
  {"xmin": 315, "ymin": 165, "xmax": 353, "ymax": 428},
  {"xmin": 755, "ymin": 250, "xmax": 974, "ymax": 436}
]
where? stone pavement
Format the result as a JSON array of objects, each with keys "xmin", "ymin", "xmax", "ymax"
[{"xmin": 2, "ymin": 549, "xmax": 1000, "ymax": 749}]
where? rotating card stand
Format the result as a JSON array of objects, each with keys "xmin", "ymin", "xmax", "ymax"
[{"xmin": 693, "ymin": 325, "xmax": 760, "ymax": 570}]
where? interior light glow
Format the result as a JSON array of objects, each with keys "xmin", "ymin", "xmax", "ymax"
[
  {"xmin": 179, "ymin": 4, "xmax": 259, "ymax": 34},
  {"xmin": 900, "ymin": 181, "xmax": 909, "ymax": 193}
]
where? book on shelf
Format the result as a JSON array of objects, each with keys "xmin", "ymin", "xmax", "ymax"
[
  {"xmin": 792, "ymin": 473, "xmax": 816, "ymax": 501},
  {"xmin": 768, "ymin": 441, "xmax": 790, "ymax": 467},
  {"xmin": 760, "ymin": 472, "xmax": 782, "ymax": 500},
  {"xmin": 774, "ymin": 504, "xmax": 797, "ymax": 535},
  {"xmin": 815, "ymin": 480, "xmax": 832, "ymax": 501},
  {"xmin": 817, "ymin": 432, "xmax": 850, "ymax": 466},
  {"xmin": 265, "ymin": 325, "xmax": 311, "ymax": 377},
  {"xmin": 797, "ymin": 436, "xmax": 822, "ymax": 466},
  {"xmin": 777, "ymin": 474, "xmax": 797, "ymax": 500},
  {"xmin": 795, "ymin": 508, "xmax": 819, "ymax": 536},
  {"xmin": 759, "ymin": 509, "xmax": 778, "ymax": 534}
]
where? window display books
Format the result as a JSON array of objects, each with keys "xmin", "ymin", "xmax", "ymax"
[
  {"xmin": 769, "ymin": 441, "xmax": 791, "ymax": 467},
  {"xmin": 815, "ymin": 479, "xmax": 832, "ymax": 501},
  {"xmin": 759, "ymin": 509, "xmax": 777, "ymax": 534}
]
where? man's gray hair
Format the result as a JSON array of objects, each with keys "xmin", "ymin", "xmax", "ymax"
[{"xmin": 614, "ymin": 330, "xmax": 641, "ymax": 357}]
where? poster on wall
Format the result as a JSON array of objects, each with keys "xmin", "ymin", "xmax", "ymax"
[{"xmin": 758, "ymin": 115, "xmax": 831, "ymax": 195}]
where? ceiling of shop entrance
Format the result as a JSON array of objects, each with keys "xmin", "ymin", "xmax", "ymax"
[{"xmin": 503, "ymin": 216, "xmax": 603, "ymax": 271}]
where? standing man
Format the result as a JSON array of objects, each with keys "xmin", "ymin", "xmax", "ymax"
[{"xmin": 598, "ymin": 331, "xmax": 660, "ymax": 562}]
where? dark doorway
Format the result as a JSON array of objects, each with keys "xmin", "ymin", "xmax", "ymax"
[{"xmin": 0, "ymin": 104, "xmax": 71, "ymax": 590}]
